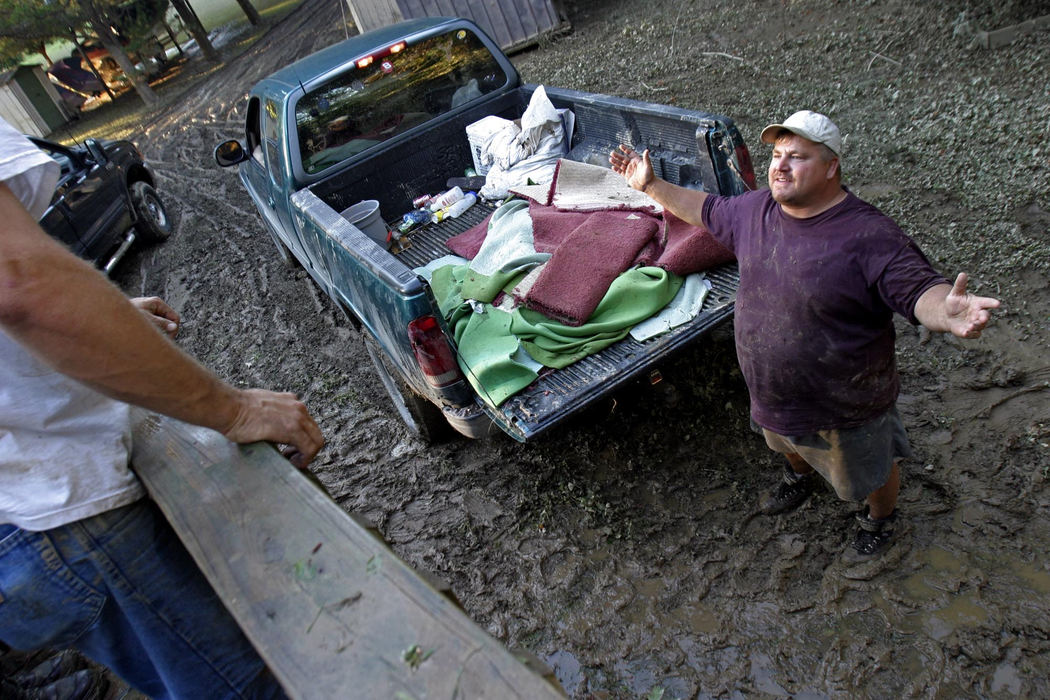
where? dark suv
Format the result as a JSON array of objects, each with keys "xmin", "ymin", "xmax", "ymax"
[{"xmin": 30, "ymin": 136, "xmax": 172, "ymax": 273}]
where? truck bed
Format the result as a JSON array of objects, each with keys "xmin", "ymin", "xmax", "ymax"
[
  {"xmin": 300, "ymin": 82, "xmax": 748, "ymax": 441},
  {"xmin": 390, "ymin": 198, "xmax": 738, "ymax": 441}
]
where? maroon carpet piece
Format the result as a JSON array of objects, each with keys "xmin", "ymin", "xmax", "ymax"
[
  {"xmin": 446, "ymin": 213, "xmax": 491, "ymax": 259},
  {"xmin": 643, "ymin": 209, "xmax": 735, "ymax": 276},
  {"xmin": 448, "ymin": 203, "xmax": 731, "ymax": 273},
  {"xmin": 522, "ymin": 211, "xmax": 659, "ymax": 326},
  {"xmin": 528, "ymin": 200, "xmax": 606, "ymax": 253}
]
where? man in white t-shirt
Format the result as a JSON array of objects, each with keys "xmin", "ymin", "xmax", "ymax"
[{"xmin": 0, "ymin": 118, "xmax": 323, "ymax": 698}]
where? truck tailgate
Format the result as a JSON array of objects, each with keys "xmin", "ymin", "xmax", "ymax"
[{"xmin": 392, "ymin": 201, "xmax": 739, "ymax": 442}]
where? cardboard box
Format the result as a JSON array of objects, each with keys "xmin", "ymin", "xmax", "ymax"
[{"xmin": 465, "ymin": 115, "xmax": 513, "ymax": 175}]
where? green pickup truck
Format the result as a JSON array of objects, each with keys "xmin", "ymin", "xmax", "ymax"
[{"xmin": 215, "ymin": 16, "xmax": 754, "ymax": 442}]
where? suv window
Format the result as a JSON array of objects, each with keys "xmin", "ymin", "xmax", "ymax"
[
  {"xmin": 263, "ymin": 98, "xmax": 283, "ymax": 185},
  {"xmin": 245, "ymin": 97, "xmax": 264, "ymax": 166},
  {"xmin": 31, "ymin": 141, "xmax": 74, "ymax": 178},
  {"xmin": 295, "ymin": 27, "xmax": 507, "ymax": 174}
]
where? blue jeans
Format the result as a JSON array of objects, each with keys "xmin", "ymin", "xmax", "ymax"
[{"xmin": 0, "ymin": 499, "xmax": 284, "ymax": 700}]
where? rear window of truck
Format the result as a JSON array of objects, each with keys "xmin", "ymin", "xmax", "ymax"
[{"xmin": 295, "ymin": 27, "xmax": 507, "ymax": 174}]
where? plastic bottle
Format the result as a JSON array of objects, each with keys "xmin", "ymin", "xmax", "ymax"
[
  {"xmin": 429, "ymin": 186, "xmax": 464, "ymax": 211},
  {"xmin": 398, "ymin": 209, "xmax": 430, "ymax": 233},
  {"xmin": 445, "ymin": 192, "xmax": 477, "ymax": 219}
]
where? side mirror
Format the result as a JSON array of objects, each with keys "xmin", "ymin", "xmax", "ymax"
[
  {"xmin": 214, "ymin": 139, "xmax": 249, "ymax": 167},
  {"xmin": 84, "ymin": 138, "xmax": 108, "ymax": 164}
]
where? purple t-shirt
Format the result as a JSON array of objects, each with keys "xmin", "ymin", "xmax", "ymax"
[{"xmin": 702, "ymin": 189, "xmax": 948, "ymax": 434}]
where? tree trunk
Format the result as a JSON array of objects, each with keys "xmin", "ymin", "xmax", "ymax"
[
  {"xmin": 78, "ymin": 0, "xmax": 158, "ymax": 106},
  {"xmin": 71, "ymin": 31, "xmax": 115, "ymax": 100},
  {"xmin": 232, "ymin": 0, "xmax": 263, "ymax": 26},
  {"xmin": 92, "ymin": 22, "xmax": 159, "ymax": 107},
  {"xmin": 161, "ymin": 18, "xmax": 185, "ymax": 58},
  {"xmin": 169, "ymin": 0, "xmax": 219, "ymax": 63}
]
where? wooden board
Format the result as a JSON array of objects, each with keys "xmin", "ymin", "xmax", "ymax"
[
  {"xmin": 975, "ymin": 14, "xmax": 1050, "ymax": 49},
  {"xmin": 130, "ymin": 410, "xmax": 564, "ymax": 699}
]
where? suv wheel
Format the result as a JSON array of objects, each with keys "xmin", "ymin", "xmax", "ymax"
[{"xmin": 130, "ymin": 181, "xmax": 172, "ymax": 243}]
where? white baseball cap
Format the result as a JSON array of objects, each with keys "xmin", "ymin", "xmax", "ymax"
[{"xmin": 760, "ymin": 110, "xmax": 842, "ymax": 156}]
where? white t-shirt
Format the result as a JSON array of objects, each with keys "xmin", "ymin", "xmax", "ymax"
[{"xmin": 0, "ymin": 118, "xmax": 143, "ymax": 531}]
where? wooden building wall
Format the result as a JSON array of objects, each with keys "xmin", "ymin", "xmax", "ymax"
[
  {"xmin": 346, "ymin": 0, "xmax": 406, "ymax": 36},
  {"xmin": 0, "ymin": 83, "xmax": 43, "ymax": 136},
  {"xmin": 348, "ymin": 0, "xmax": 568, "ymax": 52},
  {"xmin": 0, "ymin": 66, "xmax": 72, "ymax": 137}
]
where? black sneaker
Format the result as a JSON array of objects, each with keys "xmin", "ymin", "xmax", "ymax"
[
  {"xmin": 9, "ymin": 651, "xmax": 79, "ymax": 688},
  {"xmin": 850, "ymin": 508, "xmax": 898, "ymax": 557},
  {"xmin": 1, "ymin": 669, "xmax": 106, "ymax": 700},
  {"xmin": 759, "ymin": 469, "xmax": 816, "ymax": 515}
]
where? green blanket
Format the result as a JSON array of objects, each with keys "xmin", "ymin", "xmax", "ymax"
[
  {"xmin": 431, "ymin": 263, "xmax": 682, "ymax": 406},
  {"xmin": 512, "ymin": 267, "xmax": 682, "ymax": 368}
]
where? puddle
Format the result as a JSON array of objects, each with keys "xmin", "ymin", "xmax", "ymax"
[{"xmin": 876, "ymin": 545, "xmax": 1050, "ymax": 643}]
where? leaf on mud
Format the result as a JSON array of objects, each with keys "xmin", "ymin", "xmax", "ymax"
[
  {"xmin": 402, "ymin": 644, "xmax": 436, "ymax": 670},
  {"xmin": 292, "ymin": 559, "xmax": 318, "ymax": 580}
]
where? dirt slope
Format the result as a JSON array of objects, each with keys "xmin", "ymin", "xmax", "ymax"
[{"xmin": 65, "ymin": 0, "xmax": 1050, "ymax": 696}]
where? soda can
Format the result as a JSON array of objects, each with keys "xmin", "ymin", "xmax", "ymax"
[
  {"xmin": 429, "ymin": 186, "xmax": 464, "ymax": 211},
  {"xmin": 412, "ymin": 194, "xmax": 433, "ymax": 209}
]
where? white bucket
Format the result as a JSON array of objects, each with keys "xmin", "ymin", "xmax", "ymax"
[{"xmin": 339, "ymin": 200, "xmax": 389, "ymax": 249}]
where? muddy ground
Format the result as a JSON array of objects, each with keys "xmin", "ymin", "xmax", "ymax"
[{"xmin": 54, "ymin": 0, "xmax": 1050, "ymax": 696}]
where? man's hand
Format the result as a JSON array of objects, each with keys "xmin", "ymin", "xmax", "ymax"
[
  {"xmin": 222, "ymin": 388, "xmax": 325, "ymax": 469},
  {"xmin": 608, "ymin": 145, "xmax": 710, "ymax": 226},
  {"xmin": 131, "ymin": 296, "xmax": 180, "ymax": 338},
  {"xmin": 916, "ymin": 273, "xmax": 1001, "ymax": 339},
  {"xmin": 943, "ymin": 273, "xmax": 1000, "ymax": 339},
  {"xmin": 609, "ymin": 145, "xmax": 654, "ymax": 192}
]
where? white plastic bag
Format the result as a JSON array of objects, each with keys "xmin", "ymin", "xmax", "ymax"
[{"xmin": 478, "ymin": 86, "xmax": 571, "ymax": 199}]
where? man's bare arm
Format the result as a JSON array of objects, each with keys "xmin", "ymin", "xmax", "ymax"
[
  {"xmin": 0, "ymin": 184, "xmax": 323, "ymax": 466},
  {"xmin": 609, "ymin": 145, "xmax": 710, "ymax": 225}
]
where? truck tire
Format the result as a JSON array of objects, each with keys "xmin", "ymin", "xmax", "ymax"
[
  {"xmin": 130, "ymin": 181, "xmax": 172, "ymax": 243},
  {"xmin": 362, "ymin": 334, "xmax": 451, "ymax": 443}
]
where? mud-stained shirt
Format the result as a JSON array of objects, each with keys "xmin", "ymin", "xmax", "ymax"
[{"xmin": 701, "ymin": 188, "xmax": 948, "ymax": 435}]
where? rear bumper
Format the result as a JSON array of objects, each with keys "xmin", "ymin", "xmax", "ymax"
[{"xmin": 442, "ymin": 403, "xmax": 498, "ymax": 439}]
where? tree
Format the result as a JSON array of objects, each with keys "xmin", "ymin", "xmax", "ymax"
[
  {"xmin": 0, "ymin": 37, "xmax": 50, "ymax": 70},
  {"xmin": 232, "ymin": 0, "xmax": 262, "ymax": 27},
  {"xmin": 77, "ymin": 0, "xmax": 159, "ymax": 106},
  {"xmin": 167, "ymin": 0, "xmax": 218, "ymax": 62},
  {"xmin": 0, "ymin": 0, "xmax": 81, "ymax": 52},
  {"xmin": 0, "ymin": 0, "xmax": 160, "ymax": 107}
]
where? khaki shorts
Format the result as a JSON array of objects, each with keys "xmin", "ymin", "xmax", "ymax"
[{"xmin": 756, "ymin": 406, "xmax": 912, "ymax": 502}]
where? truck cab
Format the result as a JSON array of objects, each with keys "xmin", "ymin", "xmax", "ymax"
[{"xmin": 219, "ymin": 19, "xmax": 519, "ymax": 283}]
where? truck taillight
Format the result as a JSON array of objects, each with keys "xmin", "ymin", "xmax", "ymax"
[
  {"xmin": 735, "ymin": 143, "xmax": 757, "ymax": 191},
  {"xmin": 407, "ymin": 316, "xmax": 462, "ymax": 387}
]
